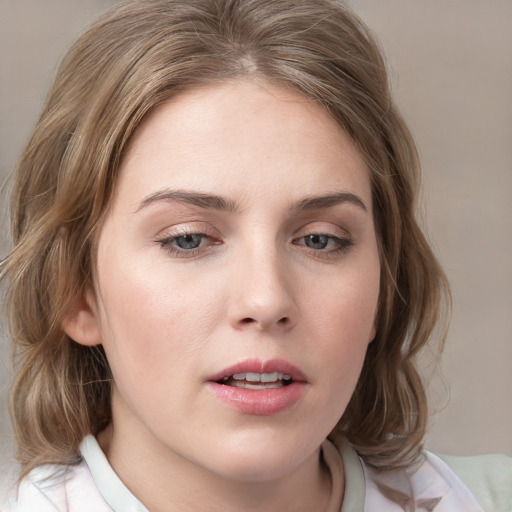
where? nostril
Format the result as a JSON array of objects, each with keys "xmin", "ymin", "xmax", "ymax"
[{"xmin": 236, "ymin": 315, "xmax": 293, "ymax": 329}]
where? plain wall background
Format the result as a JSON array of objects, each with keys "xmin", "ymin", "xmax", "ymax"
[{"xmin": 1, "ymin": 0, "xmax": 511, "ymax": 493}]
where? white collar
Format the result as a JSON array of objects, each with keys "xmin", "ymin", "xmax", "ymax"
[
  {"xmin": 80, "ymin": 435, "xmax": 482, "ymax": 511},
  {"xmin": 80, "ymin": 435, "xmax": 359, "ymax": 512},
  {"xmin": 80, "ymin": 435, "xmax": 149, "ymax": 512}
]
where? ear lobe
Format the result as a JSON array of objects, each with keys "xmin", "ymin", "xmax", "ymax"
[
  {"xmin": 368, "ymin": 303, "xmax": 379, "ymax": 345},
  {"xmin": 61, "ymin": 291, "xmax": 102, "ymax": 346},
  {"xmin": 368, "ymin": 323, "xmax": 377, "ymax": 345}
]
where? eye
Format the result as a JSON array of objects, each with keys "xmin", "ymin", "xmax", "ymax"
[
  {"xmin": 173, "ymin": 233, "xmax": 206, "ymax": 250},
  {"xmin": 293, "ymin": 232, "xmax": 353, "ymax": 256},
  {"xmin": 303, "ymin": 234, "xmax": 331, "ymax": 250},
  {"xmin": 155, "ymin": 229, "xmax": 221, "ymax": 258}
]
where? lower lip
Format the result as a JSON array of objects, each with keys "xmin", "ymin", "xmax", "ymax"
[{"xmin": 207, "ymin": 382, "xmax": 307, "ymax": 415}]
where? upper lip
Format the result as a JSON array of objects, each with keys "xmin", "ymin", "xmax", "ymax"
[{"xmin": 207, "ymin": 358, "xmax": 307, "ymax": 383}]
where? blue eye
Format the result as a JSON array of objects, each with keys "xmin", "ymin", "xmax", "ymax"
[
  {"xmin": 294, "ymin": 232, "xmax": 354, "ymax": 257},
  {"xmin": 304, "ymin": 234, "xmax": 330, "ymax": 250},
  {"xmin": 173, "ymin": 234, "xmax": 205, "ymax": 250},
  {"xmin": 156, "ymin": 232, "xmax": 214, "ymax": 257}
]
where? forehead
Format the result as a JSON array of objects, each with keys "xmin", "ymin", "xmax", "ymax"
[{"xmin": 114, "ymin": 79, "xmax": 371, "ymax": 212}]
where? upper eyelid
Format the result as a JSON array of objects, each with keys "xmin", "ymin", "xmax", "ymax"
[
  {"xmin": 156, "ymin": 221, "xmax": 351, "ymax": 238},
  {"xmin": 156, "ymin": 223, "xmax": 217, "ymax": 237},
  {"xmin": 294, "ymin": 224, "xmax": 351, "ymax": 239}
]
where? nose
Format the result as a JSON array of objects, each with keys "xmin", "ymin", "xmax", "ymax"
[{"xmin": 227, "ymin": 244, "xmax": 298, "ymax": 332}]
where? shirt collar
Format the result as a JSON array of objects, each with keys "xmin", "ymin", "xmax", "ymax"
[
  {"xmin": 80, "ymin": 434, "xmax": 365, "ymax": 512},
  {"xmin": 80, "ymin": 435, "xmax": 148, "ymax": 512}
]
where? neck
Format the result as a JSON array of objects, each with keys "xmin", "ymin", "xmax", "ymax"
[{"xmin": 98, "ymin": 422, "xmax": 334, "ymax": 512}]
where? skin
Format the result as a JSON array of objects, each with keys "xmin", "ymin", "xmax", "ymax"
[{"xmin": 64, "ymin": 79, "xmax": 381, "ymax": 512}]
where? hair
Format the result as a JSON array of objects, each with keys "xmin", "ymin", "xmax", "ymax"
[{"xmin": 1, "ymin": 0, "xmax": 449, "ymax": 479}]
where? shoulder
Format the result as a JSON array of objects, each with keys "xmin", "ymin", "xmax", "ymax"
[
  {"xmin": 439, "ymin": 452, "xmax": 512, "ymax": 512},
  {"xmin": 352, "ymin": 444, "xmax": 512, "ymax": 512},
  {"xmin": 1, "ymin": 461, "xmax": 113, "ymax": 512}
]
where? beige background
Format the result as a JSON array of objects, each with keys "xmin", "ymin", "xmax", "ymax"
[{"xmin": 1, "ymin": 0, "xmax": 511, "ymax": 493}]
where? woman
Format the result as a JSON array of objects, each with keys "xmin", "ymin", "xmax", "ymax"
[{"xmin": 1, "ymin": 0, "xmax": 511, "ymax": 510}]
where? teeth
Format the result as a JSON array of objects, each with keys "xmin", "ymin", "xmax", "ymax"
[
  {"xmin": 231, "ymin": 381, "xmax": 283, "ymax": 389},
  {"xmin": 230, "ymin": 372, "xmax": 290, "ymax": 383}
]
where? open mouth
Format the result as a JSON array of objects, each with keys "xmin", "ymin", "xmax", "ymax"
[
  {"xmin": 208, "ymin": 360, "xmax": 307, "ymax": 414},
  {"xmin": 217, "ymin": 372, "xmax": 293, "ymax": 389}
]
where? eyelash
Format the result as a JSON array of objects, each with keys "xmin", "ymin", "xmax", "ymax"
[
  {"xmin": 155, "ymin": 229, "xmax": 354, "ymax": 259},
  {"xmin": 155, "ymin": 229, "xmax": 221, "ymax": 258},
  {"xmin": 293, "ymin": 232, "xmax": 354, "ymax": 259}
]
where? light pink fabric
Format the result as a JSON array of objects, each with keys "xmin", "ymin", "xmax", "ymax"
[{"xmin": 363, "ymin": 451, "xmax": 484, "ymax": 511}]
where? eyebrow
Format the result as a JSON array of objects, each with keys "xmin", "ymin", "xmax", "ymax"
[
  {"xmin": 136, "ymin": 189, "xmax": 367, "ymax": 214},
  {"xmin": 136, "ymin": 189, "xmax": 239, "ymax": 213},
  {"xmin": 292, "ymin": 192, "xmax": 368, "ymax": 213}
]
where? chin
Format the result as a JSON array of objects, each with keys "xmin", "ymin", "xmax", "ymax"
[
  {"xmin": 202, "ymin": 430, "xmax": 320, "ymax": 483},
  {"xmin": 213, "ymin": 457, "xmax": 303, "ymax": 483}
]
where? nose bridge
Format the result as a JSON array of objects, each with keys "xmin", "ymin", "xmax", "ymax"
[{"xmin": 228, "ymin": 231, "xmax": 297, "ymax": 331}]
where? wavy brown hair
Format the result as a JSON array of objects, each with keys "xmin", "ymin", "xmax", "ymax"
[{"xmin": 1, "ymin": 0, "xmax": 449, "ymax": 478}]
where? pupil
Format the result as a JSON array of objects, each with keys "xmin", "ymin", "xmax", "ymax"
[
  {"xmin": 306, "ymin": 234, "xmax": 328, "ymax": 249},
  {"xmin": 176, "ymin": 234, "xmax": 202, "ymax": 250}
]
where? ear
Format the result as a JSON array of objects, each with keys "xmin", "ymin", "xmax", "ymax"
[
  {"xmin": 368, "ymin": 324, "xmax": 377, "ymax": 345},
  {"xmin": 61, "ymin": 290, "xmax": 102, "ymax": 346},
  {"xmin": 368, "ymin": 302, "xmax": 380, "ymax": 344}
]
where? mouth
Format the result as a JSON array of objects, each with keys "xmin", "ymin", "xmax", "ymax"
[{"xmin": 206, "ymin": 359, "xmax": 307, "ymax": 415}]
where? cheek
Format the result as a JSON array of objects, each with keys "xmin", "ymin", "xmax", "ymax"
[
  {"xmin": 307, "ymin": 263, "xmax": 379, "ymax": 338},
  {"xmin": 94, "ymin": 255, "xmax": 224, "ymax": 383},
  {"xmin": 302, "ymin": 262, "xmax": 379, "ymax": 388}
]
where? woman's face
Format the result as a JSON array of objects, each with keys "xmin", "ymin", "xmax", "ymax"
[{"xmin": 79, "ymin": 80, "xmax": 380, "ymax": 482}]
